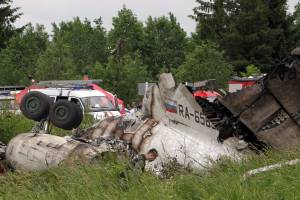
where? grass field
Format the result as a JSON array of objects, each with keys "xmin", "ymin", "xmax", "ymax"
[{"xmin": 0, "ymin": 114, "xmax": 300, "ymax": 200}]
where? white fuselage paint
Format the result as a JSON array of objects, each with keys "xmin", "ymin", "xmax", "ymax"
[{"xmin": 139, "ymin": 121, "xmax": 239, "ymax": 171}]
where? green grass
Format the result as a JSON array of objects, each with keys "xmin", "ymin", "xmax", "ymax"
[
  {"xmin": 1, "ymin": 114, "xmax": 300, "ymax": 199},
  {"xmin": 0, "ymin": 112, "xmax": 34, "ymax": 144},
  {"xmin": 0, "ymin": 150, "xmax": 300, "ymax": 200}
]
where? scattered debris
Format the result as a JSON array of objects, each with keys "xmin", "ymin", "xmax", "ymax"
[
  {"xmin": 217, "ymin": 56, "xmax": 300, "ymax": 150},
  {"xmin": 243, "ymin": 159, "xmax": 300, "ymax": 179},
  {"xmin": 0, "ymin": 141, "xmax": 6, "ymax": 160}
]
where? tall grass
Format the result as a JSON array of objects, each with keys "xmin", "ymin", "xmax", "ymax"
[
  {"xmin": 1, "ymin": 114, "xmax": 300, "ymax": 199},
  {"xmin": 0, "ymin": 150, "xmax": 300, "ymax": 200}
]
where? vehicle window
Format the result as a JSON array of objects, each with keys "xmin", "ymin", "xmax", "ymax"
[{"xmin": 81, "ymin": 96, "xmax": 116, "ymax": 112}]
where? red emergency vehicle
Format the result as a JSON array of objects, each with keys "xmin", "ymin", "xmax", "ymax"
[{"xmin": 228, "ymin": 75, "xmax": 265, "ymax": 93}]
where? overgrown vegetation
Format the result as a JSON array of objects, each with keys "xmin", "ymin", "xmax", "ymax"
[
  {"xmin": 176, "ymin": 42, "xmax": 233, "ymax": 88},
  {"xmin": 0, "ymin": 112, "xmax": 33, "ymax": 143},
  {"xmin": 1, "ymin": 144, "xmax": 300, "ymax": 199}
]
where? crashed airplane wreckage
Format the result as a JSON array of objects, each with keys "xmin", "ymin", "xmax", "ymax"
[
  {"xmin": 5, "ymin": 74, "xmax": 240, "ymax": 171},
  {"xmin": 4, "ymin": 48, "xmax": 300, "ymax": 172}
]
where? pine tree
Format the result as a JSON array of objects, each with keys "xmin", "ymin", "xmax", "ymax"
[
  {"xmin": 0, "ymin": 0, "xmax": 23, "ymax": 49},
  {"xmin": 291, "ymin": 3, "xmax": 300, "ymax": 47},
  {"xmin": 192, "ymin": 0, "xmax": 293, "ymax": 72}
]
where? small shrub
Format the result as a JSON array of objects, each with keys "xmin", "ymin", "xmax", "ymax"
[{"xmin": 0, "ymin": 112, "xmax": 33, "ymax": 144}]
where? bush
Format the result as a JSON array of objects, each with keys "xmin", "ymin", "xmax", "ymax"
[
  {"xmin": 241, "ymin": 64, "xmax": 261, "ymax": 77},
  {"xmin": 176, "ymin": 42, "xmax": 233, "ymax": 88},
  {"xmin": 0, "ymin": 112, "xmax": 33, "ymax": 144}
]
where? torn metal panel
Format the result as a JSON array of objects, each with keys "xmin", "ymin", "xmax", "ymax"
[
  {"xmin": 239, "ymin": 94, "xmax": 281, "ymax": 133},
  {"xmin": 219, "ymin": 84, "xmax": 263, "ymax": 116},
  {"xmin": 128, "ymin": 119, "xmax": 158, "ymax": 152},
  {"xmin": 267, "ymin": 65, "xmax": 300, "ymax": 126},
  {"xmin": 142, "ymin": 85, "xmax": 166, "ymax": 121},
  {"xmin": 74, "ymin": 117, "xmax": 124, "ymax": 141},
  {"xmin": 255, "ymin": 118, "xmax": 300, "ymax": 150},
  {"xmin": 158, "ymin": 73, "xmax": 176, "ymax": 91},
  {"xmin": 218, "ymin": 56, "xmax": 300, "ymax": 150}
]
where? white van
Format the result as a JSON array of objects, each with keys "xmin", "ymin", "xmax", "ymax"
[{"xmin": 31, "ymin": 88, "xmax": 121, "ymax": 120}]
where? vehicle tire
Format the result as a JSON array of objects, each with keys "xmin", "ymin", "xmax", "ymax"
[
  {"xmin": 20, "ymin": 91, "xmax": 52, "ymax": 121},
  {"xmin": 49, "ymin": 100, "xmax": 83, "ymax": 130}
]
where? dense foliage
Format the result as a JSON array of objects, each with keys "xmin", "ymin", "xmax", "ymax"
[
  {"xmin": 0, "ymin": 1, "xmax": 300, "ymax": 103},
  {"xmin": 143, "ymin": 13, "xmax": 187, "ymax": 78},
  {"xmin": 176, "ymin": 42, "xmax": 233, "ymax": 88},
  {"xmin": 0, "ymin": 24, "xmax": 48, "ymax": 85},
  {"xmin": 0, "ymin": 0, "xmax": 23, "ymax": 49},
  {"xmin": 192, "ymin": 0, "xmax": 296, "ymax": 72}
]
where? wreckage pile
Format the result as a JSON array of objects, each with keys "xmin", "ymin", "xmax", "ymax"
[
  {"xmin": 218, "ymin": 48, "xmax": 300, "ymax": 150},
  {"xmin": 1, "ymin": 48, "xmax": 300, "ymax": 173}
]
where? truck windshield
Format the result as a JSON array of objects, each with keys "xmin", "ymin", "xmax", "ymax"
[{"xmin": 81, "ymin": 96, "xmax": 116, "ymax": 112}]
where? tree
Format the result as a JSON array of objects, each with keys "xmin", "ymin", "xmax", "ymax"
[
  {"xmin": 52, "ymin": 17, "xmax": 108, "ymax": 75},
  {"xmin": 108, "ymin": 6, "xmax": 144, "ymax": 56},
  {"xmin": 0, "ymin": 24, "xmax": 48, "ymax": 85},
  {"xmin": 0, "ymin": 0, "xmax": 23, "ymax": 49},
  {"xmin": 295, "ymin": 3, "xmax": 300, "ymax": 24},
  {"xmin": 35, "ymin": 40, "xmax": 79, "ymax": 81},
  {"xmin": 240, "ymin": 64, "xmax": 261, "ymax": 77},
  {"xmin": 291, "ymin": 3, "xmax": 300, "ymax": 47},
  {"xmin": 192, "ymin": 0, "xmax": 293, "ymax": 72},
  {"xmin": 143, "ymin": 13, "xmax": 187, "ymax": 79},
  {"xmin": 191, "ymin": 0, "xmax": 235, "ymax": 43},
  {"xmin": 90, "ymin": 53, "xmax": 148, "ymax": 103},
  {"xmin": 266, "ymin": 0, "xmax": 294, "ymax": 65},
  {"xmin": 176, "ymin": 42, "xmax": 233, "ymax": 88}
]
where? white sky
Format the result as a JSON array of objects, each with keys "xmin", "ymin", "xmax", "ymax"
[{"xmin": 12, "ymin": 0, "xmax": 300, "ymax": 35}]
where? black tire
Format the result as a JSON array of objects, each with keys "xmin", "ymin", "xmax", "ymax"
[
  {"xmin": 20, "ymin": 91, "xmax": 52, "ymax": 121},
  {"xmin": 49, "ymin": 100, "xmax": 83, "ymax": 130}
]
